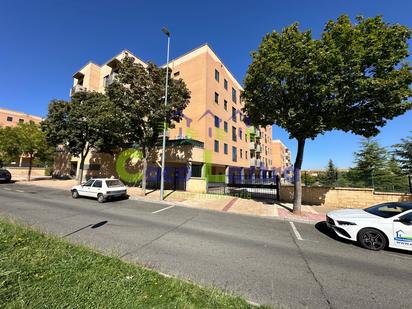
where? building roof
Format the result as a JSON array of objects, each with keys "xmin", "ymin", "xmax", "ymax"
[{"xmin": 0, "ymin": 107, "xmax": 42, "ymax": 120}]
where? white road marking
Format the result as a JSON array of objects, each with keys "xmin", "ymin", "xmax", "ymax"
[
  {"xmin": 15, "ymin": 190, "xmax": 25, "ymax": 193},
  {"xmin": 152, "ymin": 205, "xmax": 175, "ymax": 214},
  {"xmin": 3, "ymin": 188, "xmax": 12, "ymax": 191},
  {"xmin": 290, "ymin": 221, "xmax": 303, "ymax": 241}
]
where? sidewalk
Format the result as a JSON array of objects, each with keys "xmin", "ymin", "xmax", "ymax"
[{"xmin": 17, "ymin": 179, "xmax": 327, "ymax": 223}]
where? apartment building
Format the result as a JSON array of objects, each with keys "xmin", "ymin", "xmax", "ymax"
[
  {"xmin": 0, "ymin": 108, "xmax": 42, "ymax": 128},
  {"xmin": 271, "ymin": 140, "xmax": 292, "ymax": 173},
  {"xmin": 59, "ymin": 44, "xmax": 281, "ymax": 192},
  {"xmin": 0, "ymin": 107, "xmax": 43, "ymax": 166}
]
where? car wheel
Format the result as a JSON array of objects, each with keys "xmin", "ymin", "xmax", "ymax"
[
  {"xmin": 72, "ymin": 190, "xmax": 79, "ymax": 199},
  {"xmin": 358, "ymin": 228, "xmax": 387, "ymax": 251},
  {"xmin": 97, "ymin": 193, "xmax": 105, "ymax": 203}
]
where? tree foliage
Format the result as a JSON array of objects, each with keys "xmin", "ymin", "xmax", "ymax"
[
  {"xmin": 318, "ymin": 159, "xmax": 338, "ymax": 186},
  {"xmin": 42, "ymin": 92, "xmax": 122, "ymax": 183},
  {"xmin": 242, "ymin": 15, "xmax": 412, "ymax": 212},
  {"xmin": 105, "ymin": 56, "xmax": 191, "ymax": 192},
  {"xmin": 393, "ymin": 132, "xmax": 412, "ymax": 174},
  {"xmin": 0, "ymin": 122, "xmax": 53, "ymax": 180},
  {"xmin": 0, "ymin": 127, "xmax": 20, "ymax": 166}
]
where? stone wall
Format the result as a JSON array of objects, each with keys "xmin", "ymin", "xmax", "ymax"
[
  {"xmin": 6, "ymin": 167, "xmax": 46, "ymax": 180},
  {"xmin": 187, "ymin": 177, "xmax": 207, "ymax": 193},
  {"xmin": 280, "ymin": 185, "xmax": 412, "ymax": 208}
]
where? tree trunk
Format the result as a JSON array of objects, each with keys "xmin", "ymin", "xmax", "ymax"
[
  {"xmin": 293, "ymin": 139, "xmax": 306, "ymax": 214},
  {"xmin": 79, "ymin": 152, "xmax": 85, "ymax": 185},
  {"xmin": 141, "ymin": 151, "xmax": 148, "ymax": 196},
  {"xmin": 78, "ymin": 146, "xmax": 90, "ymax": 185},
  {"xmin": 28, "ymin": 154, "xmax": 33, "ymax": 182}
]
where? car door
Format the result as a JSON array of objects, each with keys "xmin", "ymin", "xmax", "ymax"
[
  {"xmin": 392, "ymin": 211, "xmax": 412, "ymax": 251},
  {"xmin": 90, "ymin": 180, "xmax": 103, "ymax": 198},
  {"xmin": 78, "ymin": 179, "xmax": 95, "ymax": 197}
]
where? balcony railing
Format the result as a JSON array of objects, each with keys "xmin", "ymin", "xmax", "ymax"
[
  {"xmin": 70, "ymin": 84, "xmax": 87, "ymax": 96},
  {"xmin": 249, "ymin": 126, "xmax": 261, "ymax": 139},
  {"xmin": 103, "ymin": 72, "xmax": 118, "ymax": 87},
  {"xmin": 249, "ymin": 142, "xmax": 255, "ymax": 150},
  {"xmin": 255, "ymin": 144, "xmax": 262, "ymax": 152},
  {"xmin": 250, "ymin": 158, "xmax": 262, "ymax": 166}
]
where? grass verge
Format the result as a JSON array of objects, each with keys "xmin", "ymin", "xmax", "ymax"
[{"xmin": 0, "ymin": 218, "xmax": 266, "ymax": 308}]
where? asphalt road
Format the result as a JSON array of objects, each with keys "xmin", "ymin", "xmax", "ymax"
[{"xmin": 1, "ymin": 183, "xmax": 411, "ymax": 308}]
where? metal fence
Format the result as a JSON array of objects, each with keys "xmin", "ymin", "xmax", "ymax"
[
  {"xmin": 302, "ymin": 172, "xmax": 412, "ymax": 194},
  {"xmin": 207, "ymin": 175, "xmax": 280, "ymax": 200}
]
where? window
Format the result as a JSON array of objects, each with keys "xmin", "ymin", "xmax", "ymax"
[
  {"xmin": 83, "ymin": 179, "xmax": 94, "ymax": 187},
  {"xmin": 224, "ymin": 121, "xmax": 228, "ymax": 132},
  {"xmin": 224, "ymin": 100, "xmax": 228, "ymax": 111},
  {"xmin": 173, "ymin": 71, "xmax": 180, "ymax": 77},
  {"xmin": 214, "ymin": 140, "xmax": 219, "ymax": 152},
  {"xmin": 178, "ymin": 127, "xmax": 183, "ymax": 138},
  {"xmin": 93, "ymin": 180, "xmax": 102, "ymax": 188},
  {"xmin": 224, "ymin": 143, "xmax": 228, "ymax": 154},
  {"xmin": 245, "ymin": 151, "xmax": 248, "ymax": 159},
  {"xmin": 215, "ymin": 69, "xmax": 220, "ymax": 82},
  {"xmin": 224, "ymin": 79, "xmax": 228, "ymax": 90},
  {"xmin": 232, "ymin": 107, "xmax": 237, "ymax": 122},
  {"xmin": 214, "ymin": 116, "xmax": 220, "ymax": 128},
  {"xmin": 6, "ymin": 116, "xmax": 12, "ymax": 122},
  {"xmin": 364, "ymin": 203, "xmax": 412, "ymax": 218},
  {"xmin": 19, "ymin": 119, "xmax": 24, "ymax": 123},
  {"xmin": 240, "ymin": 149, "xmax": 243, "ymax": 159},
  {"xmin": 232, "ymin": 87, "xmax": 237, "ymax": 103},
  {"xmin": 214, "ymin": 92, "xmax": 219, "ymax": 104},
  {"xmin": 239, "ymin": 128, "xmax": 243, "ymax": 140},
  {"xmin": 192, "ymin": 164, "xmax": 202, "ymax": 177},
  {"xmin": 106, "ymin": 180, "xmax": 124, "ymax": 187},
  {"xmin": 232, "ymin": 146, "xmax": 237, "ymax": 162},
  {"xmin": 88, "ymin": 164, "xmax": 101, "ymax": 171},
  {"xmin": 232, "ymin": 126, "xmax": 237, "ymax": 142}
]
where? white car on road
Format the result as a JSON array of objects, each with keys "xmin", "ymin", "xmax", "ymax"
[
  {"xmin": 327, "ymin": 202, "xmax": 412, "ymax": 252},
  {"xmin": 71, "ymin": 178, "xmax": 128, "ymax": 203}
]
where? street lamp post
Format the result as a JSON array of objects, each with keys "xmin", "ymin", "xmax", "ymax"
[{"xmin": 160, "ymin": 27, "xmax": 170, "ymax": 201}]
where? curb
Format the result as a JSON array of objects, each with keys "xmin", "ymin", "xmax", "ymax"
[{"xmin": 129, "ymin": 195, "xmax": 323, "ymax": 225}]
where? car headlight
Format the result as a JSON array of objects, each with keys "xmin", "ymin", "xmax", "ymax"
[{"xmin": 337, "ymin": 220, "xmax": 357, "ymax": 226}]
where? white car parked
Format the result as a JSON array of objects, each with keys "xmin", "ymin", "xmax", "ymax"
[
  {"xmin": 327, "ymin": 202, "xmax": 412, "ymax": 252},
  {"xmin": 71, "ymin": 178, "xmax": 128, "ymax": 203}
]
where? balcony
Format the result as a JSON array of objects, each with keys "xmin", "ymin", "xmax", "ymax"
[
  {"xmin": 103, "ymin": 72, "xmax": 118, "ymax": 87},
  {"xmin": 70, "ymin": 84, "xmax": 87, "ymax": 96},
  {"xmin": 255, "ymin": 144, "xmax": 262, "ymax": 152},
  {"xmin": 250, "ymin": 158, "xmax": 261, "ymax": 167},
  {"xmin": 249, "ymin": 142, "xmax": 255, "ymax": 150},
  {"xmin": 249, "ymin": 126, "xmax": 261, "ymax": 139}
]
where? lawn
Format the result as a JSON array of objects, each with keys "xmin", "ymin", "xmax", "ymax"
[{"xmin": 0, "ymin": 218, "xmax": 265, "ymax": 308}]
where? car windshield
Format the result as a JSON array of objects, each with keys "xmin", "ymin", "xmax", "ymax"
[
  {"xmin": 105, "ymin": 180, "xmax": 124, "ymax": 188},
  {"xmin": 364, "ymin": 203, "xmax": 412, "ymax": 218}
]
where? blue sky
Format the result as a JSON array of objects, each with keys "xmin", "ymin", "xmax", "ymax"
[{"xmin": 0, "ymin": 0, "xmax": 411, "ymax": 169}]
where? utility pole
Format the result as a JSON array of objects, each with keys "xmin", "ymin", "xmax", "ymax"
[{"xmin": 160, "ymin": 27, "xmax": 170, "ymax": 201}]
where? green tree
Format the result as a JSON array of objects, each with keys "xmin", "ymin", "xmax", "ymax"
[
  {"xmin": 42, "ymin": 92, "xmax": 122, "ymax": 184},
  {"xmin": 0, "ymin": 122, "xmax": 54, "ymax": 181},
  {"xmin": 242, "ymin": 15, "xmax": 412, "ymax": 213},
  {"xmin": 350, "ymin": 138, "xmax": 390, "ymax": 189},
  {"xmin": 0, "ymin": 127, "xmax": 20, "ymax": 167},
  {"xmin": 14, "ymin": 122, "xmax": 55, "ymax": 181},
  {"xmin": 318, "ymin": 159, "xmax": 338, "ymax": 186},
  {"xmin": 106, "ymin": 56, "xmax": 190, "ymax": 194},
  {"xmin": 393, "ymin": 132, "xmax": 412, "ymax": 174}
]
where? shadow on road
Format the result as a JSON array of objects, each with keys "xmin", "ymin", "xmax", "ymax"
[
  {"xmin": 315, "ymin": 221, "xmax": 353, "ymax": 245},
  {"xmin": 63, "ymin": 220, "xmax": 108, "ymax": 237}
]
